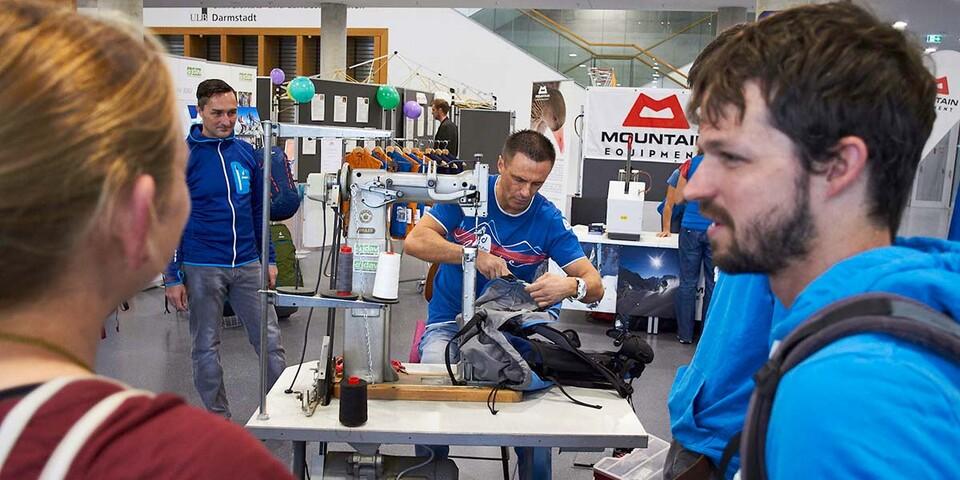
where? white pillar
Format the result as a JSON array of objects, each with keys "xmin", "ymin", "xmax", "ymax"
[
  {"xmin": 717, "ymin": 6, "xmax": 748, "ymax": 33},
  {"xmin": 97, "ymin": 0, "xmax": 142, "ymax": 26},
  {"xmin": 320, "ymin": 3, "xmax": 347, "ymax": 80},
  {"xmin": 755, "ymin": 0, "xmax": 816, "ymax": 20}
]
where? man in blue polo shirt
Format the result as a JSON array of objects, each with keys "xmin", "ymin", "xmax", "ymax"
[
  {"xmin": 672, "ymin": 154, "xmax": 715, "ymax": 344},
  {"xmin": 405, "ymin": 129, "xmax": 603, "ymax": 480}
]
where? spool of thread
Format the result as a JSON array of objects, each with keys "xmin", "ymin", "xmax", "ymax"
[
  {"xmin": 371, "ymin": 251, "xmax": 401, "ymax": 300},
  {"xmin": 339, "ymin": 376, "xmax": 368, "ymax": 427},
  {"xmin": 335, "ymin": 245, "xmax": 353, "ymax": 295}
]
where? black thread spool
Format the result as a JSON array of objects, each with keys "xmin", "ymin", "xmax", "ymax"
[
  {"xmin": 335, "ymin": 245, "xmax": 354, "ymax": 295},
  {"xmin": 339, "ymin": 376, "xmax": 368, "ymax": 427}
]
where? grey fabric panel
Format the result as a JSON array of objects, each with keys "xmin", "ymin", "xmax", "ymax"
[{"xmin": 457, "ymin": 279, "xmax": 553, "ymax": 389}]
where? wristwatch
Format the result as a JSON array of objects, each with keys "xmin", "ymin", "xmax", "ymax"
[{"xmin": 572, "ymin": 277, "xmax": 587, "ymax": 302}]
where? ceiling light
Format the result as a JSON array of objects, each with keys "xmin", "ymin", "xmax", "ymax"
[
  {"xmin": 568, "ymin": 53, "xmax": 578, "ymax": 57},
  {"xmin": 579, "ymin": 64, "xmax": 587, "ymax": 68},
  {"xmin": 892, "ymin": 21, "xmax": 907, "ymax": 30},
  {"xmin": 925, "ymin": 47, "xmax": 937, "ymax": 54}
]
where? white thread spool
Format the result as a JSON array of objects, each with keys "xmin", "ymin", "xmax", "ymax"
[{"xmin": 372, "ymin": 252, "xmax": 401, "ymax": 300}]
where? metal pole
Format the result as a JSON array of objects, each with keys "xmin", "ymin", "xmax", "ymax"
[
  {"xmin": 461, "ymin": 247, "xmax": 477, "ymax": 326},
  {"xmin": 382, "ymin": 304, "xmax": 392, "ymax": 373},
  {"xmin": 258, "ymin": 120, "xmax": 273, "ymax": 421},
  {"xmin": 624, "ymin": 136, "xmax": 634, "ymax": 195}
]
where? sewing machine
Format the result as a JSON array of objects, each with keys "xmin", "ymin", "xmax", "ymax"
[{"xmin": 305, "ymin": 161, "xmax": 489, "ymax": 384}]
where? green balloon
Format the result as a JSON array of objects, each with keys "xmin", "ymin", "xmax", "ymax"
[
  {"xmin": 376, "ymin": 85, "xmax": 401, "ymax": 110},
  {"xmin": 287, "ymin": 76, "xmax": 316, "ymax": 104}
]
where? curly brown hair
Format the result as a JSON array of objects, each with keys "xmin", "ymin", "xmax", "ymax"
[{"xmin": 688, "ymin": 2, "xmax": 936, "ymax": 233}]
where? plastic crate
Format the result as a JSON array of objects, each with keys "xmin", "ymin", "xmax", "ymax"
[{"xmin": 593, "ymin": 435, "xmax": 670, "ymax": 480}]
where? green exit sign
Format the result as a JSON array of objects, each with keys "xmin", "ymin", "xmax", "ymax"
[{"xmin": 926, "ymin": 34, "xmax": 943, "ymax": 44}]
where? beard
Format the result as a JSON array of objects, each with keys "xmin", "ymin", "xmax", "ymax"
[{"xmin": 701, "ymin": 173, "xmax": 816, "ymax": 274}]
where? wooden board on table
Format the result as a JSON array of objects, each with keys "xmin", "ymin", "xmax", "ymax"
[{"xmin": 333, "ymin": 373, "xmax": 523, "ymax": 403}]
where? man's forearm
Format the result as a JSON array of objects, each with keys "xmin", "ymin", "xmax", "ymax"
[
  {"xmin": 662, "ymin": 203, "xmax": 673, "ymax": 232},
  {"xmin": 405, "ymin": 230, "xmax": 464, "ymax": 265},
  {"xmin": 582, "ymin": 271, "xmax": 603, "ymax": 303}
]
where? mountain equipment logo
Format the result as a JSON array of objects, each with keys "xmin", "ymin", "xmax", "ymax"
[
  {"xmin": 623, "ymin": 93, "xmax": 689, "ymax": 129},
  {"xmin": 937, "ymin": 77, "xmax": 949, "ymax": 95},
  {"xmin": 535, "ymin": 85, "xmax": 550, "ymax": 101}
]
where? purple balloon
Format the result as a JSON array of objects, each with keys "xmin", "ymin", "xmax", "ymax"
[
  {"xmin": 270, "ymin": 68, "xmax": 285, "ymax": 85},
  {"xmin": 403, "ymin": 100, "xmax": 423, "ymax": 119}
]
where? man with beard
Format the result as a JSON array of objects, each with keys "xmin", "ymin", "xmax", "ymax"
[{"xmin": 684, "ymin": 2, "xmax": 960, "ymax": 477}]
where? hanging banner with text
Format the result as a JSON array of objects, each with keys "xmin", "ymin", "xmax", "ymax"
[
  {"xmin": 924, "ymin": 50, "xmax": 960, "ymax": 158},
  {"xmin": 584, "ymin": 87, "xmax": 698, "ymax": 163}
]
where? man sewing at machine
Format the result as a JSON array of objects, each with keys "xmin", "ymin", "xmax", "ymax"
[
  {"xmin": 406, "ymin": 129, "xmax": 603, "ymax": 362},
  {"xmin": 405, "ymin": 129, "xmax": 603, "ymax": 478}
]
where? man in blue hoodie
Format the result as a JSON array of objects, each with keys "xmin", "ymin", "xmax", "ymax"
[
  {"xmin": 684, "ymin": 3, "xmax": 960, "ymax": 477},
  {"xmin": 164, "ymin": 79, "xmax": 285, "ymax": 419}
]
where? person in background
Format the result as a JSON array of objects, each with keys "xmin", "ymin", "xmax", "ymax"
[
  {"xmin": 163, "ymin": 79, "xmax": 286, "ymax": 420},
  {"xmin": 0, "ymin": 2, "xmax": 292, "ymax": 477},
  {"xmin": 687, "ymin": 3, "xmax": 959, "ymax": 477},
  {"xmin": 663, "ymin": 23, "xmax": 775, "ymax": 480},
  {"xmin": 658, "ymin": 165, "xmax": 687, "ymax": 237},
  {"xmin": 405, "ymin": 130, "xmax": 602, "ymax": 480},
  {"xmin": 673, "ymin": 152, "xmax": 715, "ymax": 344},
  {"xmin": 432, "ymin": 98, "xmax": 459, "ymax": 157}
]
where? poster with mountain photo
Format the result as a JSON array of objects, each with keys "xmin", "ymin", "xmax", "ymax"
[{"xmin": 616, "ymin": 245, "xmax": 680, "ymax": 319}]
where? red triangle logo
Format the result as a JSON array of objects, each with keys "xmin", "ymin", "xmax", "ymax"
[
  {"xmin": 937, "ymin": 77, "xmax": 949, "ymax": 95},
  {"xmin": 623, "ymin": 94, "xmax": 690, "ymax": 129}
]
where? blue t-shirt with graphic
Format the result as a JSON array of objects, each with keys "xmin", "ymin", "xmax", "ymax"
[{"xmin": 426, "ymin": 175, "xmax": 586, "ymax": 325}]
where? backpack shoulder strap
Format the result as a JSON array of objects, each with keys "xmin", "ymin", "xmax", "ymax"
[
  {"xmin": 40, "ymin": 388, "xmax": 153, "ymax": 480},
  {"xmin": 0, "ymin": 377, "xmax": 85, "ymax": 467},
  {"xmin": 445, "ymin": 312, "xmax": 488, "ymax": 386},
  {"xmin": 739, "ymin": 293, "xmax": 960, "ymax": 480},
  {"xmin": 0, "ymin": 376, "xmax": 150, "ymax": 480},
  {"xmin": 525, "ymin": 323, "xmax": 634, "ymax": 398}
]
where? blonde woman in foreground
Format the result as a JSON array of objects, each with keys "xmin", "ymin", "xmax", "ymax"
[{"xmin": 0, "ymin": 1, "xmax": 293, "ymax": 478}]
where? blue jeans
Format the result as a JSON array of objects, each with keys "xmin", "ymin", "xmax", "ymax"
[
  {"xmin": 184, "ymin": 263, "xmax": 286, "ymax": 418},
  {"xmin": 676, "ymin": 228, "xmax": 716, "ymax": 342},
  {"xmin": 418, "ymin": 322, "xmax": 553, "ymax": 479}
]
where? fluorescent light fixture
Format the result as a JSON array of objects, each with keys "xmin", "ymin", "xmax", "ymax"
[
  {"xmin": 925, "ymin": 47, "xmax": 937, "ymax": 53},
  {"xmin": 579, "ymin": 64, "xmax": 587, "ymax": 68},
  {"xmin": 568, "ymin": 53, "xmax": 578, "ymax": 57},
  {"xmin": 893, "ymin": 21, "xmax": 907, "ymax": 30}
]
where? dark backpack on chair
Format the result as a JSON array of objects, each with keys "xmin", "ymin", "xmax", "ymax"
[
  {"xmin": 256, "ymin": 146, "xmax": 300, "ymax": 221},
  {"xmin": 720, "ymin": 293, "xmax": 960, "ymax": 480}
]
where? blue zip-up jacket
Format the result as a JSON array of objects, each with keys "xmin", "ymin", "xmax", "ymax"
[
  {"xmin": 668, "ymin": 273, "xmax": 776, "ymax": 478},
  {"xmin": 764, "ymin": 237, "xmax": 960, "ymax": 478},
  {"xmin": 164, "ymin": 125, "xmax": 275, "ymax": 286}
]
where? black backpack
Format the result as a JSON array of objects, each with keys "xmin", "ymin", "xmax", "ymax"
[
  {"xmin": 445, "ymin": 310, "xmax": 654, "ymax": 404},
  {"xmin": 719, "ymin": 293, "xmax": 960, "ymax": 480}
]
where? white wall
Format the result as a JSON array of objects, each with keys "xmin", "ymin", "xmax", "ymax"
[{"xmin": 347, "ymin": 8, "xmax": 567, "ymax": 130}]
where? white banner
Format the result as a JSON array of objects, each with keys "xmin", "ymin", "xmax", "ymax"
[
  {"xmin": 584, "ymin": 87, "xmax": 698, "ymax": 163},
  {"xmin": 924, "ymin": 50, "xmax": 960, "ymax": 158},
  {"xmin": 145, "ymin": 8, "xmax": 321, "ymax": 28}
]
